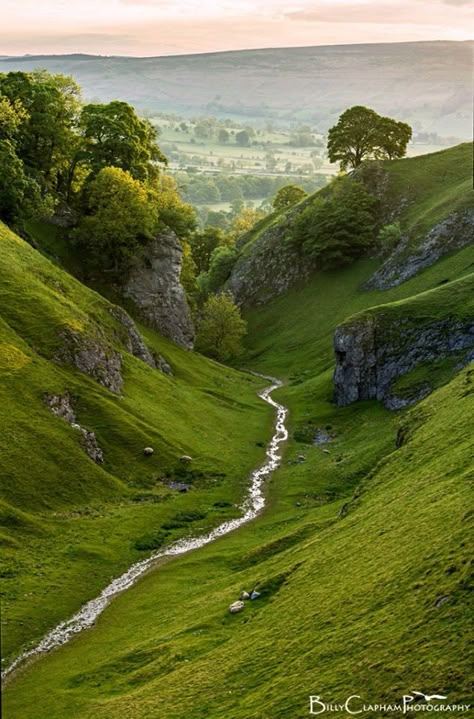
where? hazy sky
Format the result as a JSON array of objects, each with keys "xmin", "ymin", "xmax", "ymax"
[{"xmin": 1, "ymin": 0, "xmax": 473, "ymax": 56}]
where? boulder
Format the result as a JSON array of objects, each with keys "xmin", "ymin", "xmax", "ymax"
[
  {"xmin": 250, "ymin": 591, "xmax": 261, "ymax": 600},
  {"xmin": 240, "ymin": 591, "xmax": 250, "ymax": 601},
  {"xmin": 180, "ymin": 455, "xmax": 193, "ymax": 463},
  {"xmin": 143, "ymin": 447, "xmax": 154, "ymax": 456}
]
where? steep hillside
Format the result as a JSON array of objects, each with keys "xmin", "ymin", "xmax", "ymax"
[
  {"xmin": 228, "ymin": 143, "xmax": 474, "ymax": 306},
  {"xmin": 0, "ymin": 222, "xmax": 273, "ymax": 661},
  {"xmin": 1, "ymin": 42, "xmax": 471, "ymax": 136},
  {"xmin": 4, "ymin": 240, "xmax": 473, "ymax": 719}
]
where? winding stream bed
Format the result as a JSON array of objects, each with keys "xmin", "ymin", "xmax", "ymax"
[{"xmin": 4, "ymin": 375, "xmax": 288, "ymax": 678}]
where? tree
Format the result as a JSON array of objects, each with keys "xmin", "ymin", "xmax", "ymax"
[
  {"xmin": 292, "ymin": 177, "xmax": 377, "ymax": 269},
  {"xmin": 327, "ymin": 106, "xmax": 412, "ymax": 170},
  {"xmin": 235, "ymin": 130, "xmax": 250, "ymax": 147},
  {"xmin": 190, "ymin": 227, "xmax": 225, "ymax": 274},
  {"xmin": 0, "ymin": 140, "xmax": 46, "ymax": 222},
  {"xmin": 73, "ymin": 167, "xmax": 159, "ymax": 277},
  {"xmin": 148, "ymin": 174, "xmax": 196, "ymax": 237},
  {"xmin": 79, "ymin": 101, "xmax": 166, "ymax": 181},
  {"xmin": 273, "ymin": 185, "xmax": 307, "ymax": 212},
  {"xmin": 196, "ymin": 292, "xmax": 247, "ymax": 362},
  {"xmin": 228, "ymin": 207, "xmax": 265, "ymax": 242},
  {"xmin": 218, "ymin": 128, "xmax": 230, "ymax": 144},
  {"xmin": 0, "ymin": 70, "xmax": 81, "ymax": 195},
  {"xmin": 198, "ymin": 245, "xmax": 238, "ymax": 296},
  {"xmin": 377, "ymin": 116, "xmax": 412, "ymax": 161}
]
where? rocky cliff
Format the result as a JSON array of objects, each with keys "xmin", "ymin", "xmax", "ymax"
[
  {"xmin": 123, "ymin": 231, "xmax": 195, "ymax": 349},
  {"xmin": 227, "ymin": 211, "xmax": 315, "ymax": 307},
  {"xmin": 333, "ymin": 277, "xmax": 474, "ymax": 409},
  {"xmin": 365, "ymin": 208, "xmax": 474, "ymax": 290}
]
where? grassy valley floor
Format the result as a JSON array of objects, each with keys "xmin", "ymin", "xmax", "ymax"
[{"xmin": 4, "ymin": 234, "xmax": 473, "ymax": 716}]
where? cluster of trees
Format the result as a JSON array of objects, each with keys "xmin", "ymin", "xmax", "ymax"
[
  {"xmin": 0, "ymin": 70, "xmax": 194, "ymax": 278},
  {"xmin": 174, "ymin": 170, "xmax": 323, "ymax": 207}
]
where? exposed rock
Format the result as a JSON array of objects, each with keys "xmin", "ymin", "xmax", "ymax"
[
  {"xmin": 229, "ymin": 600, "xmax": 245, "ymax": 614},
  {"xmin": 143, "ymin": 447, "xmax": 154, "ymax": 456},
  {"xmin": 180, "ymin": 455, "xmax": 193, "ymax": 463},
  {"xmin": 108, "ymin": 307, "xmax": 154, "ymax": 366},
  {"xmin": 80, "ymin": 430, "xmax": 104, "ymax": 464},
  {"xmin": 123, "ymin": 231, "xmax": 195, "ymax": 349},
  {"xmin": 166, "ymin": 481, "xmax": 191, "ymax": 493},
  {"xmin": 56, "ymin": 328, "xmax": 123, "ymax": 394},
  {"xmin": 334, "ymin": 316, "xmax": 474, "ymax": 408},
  {"xmin": 313, "ymin": 429, "xmax": 332, "ymax": 446},
  {"xmin": 250, "ymin": 590, "xmax": 261, "ymax": 600},
  {"xmin": 44, "ymin": 393, "xmax": 104, "ymax": 464},
  {"xmin": 240, "ymin": 591, "xmax": 250, "ymax": 601},
  {"xmin": 366, "ymin": 209, "xmax": 474, "ymax": 290},
  {"xmin": 297, "ymin": 454, "xmax": 306, "ymax": 463},
  {"xmin": 227, "ymin": 209, "xmax": 315, "ymax": 307}
]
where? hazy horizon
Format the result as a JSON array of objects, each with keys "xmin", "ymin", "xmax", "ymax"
[{"xmin": 2, "ymin": 0, "xmax": 473, "ymax": 57}]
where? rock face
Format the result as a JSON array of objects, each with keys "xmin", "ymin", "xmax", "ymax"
[
  {"xmin": 227, "ymin": 213, "xmax": 315, "ymax": 307},
  {"xmin": 123, "ymin": 232, "xmax": 195, "ymax": 349},
  {"xmin": 334, "ymin": 317, "xmax": 474, "ymax": 409},
  {"xmin": 45, "ymin": 393, "xmax": 104, "ymax": 464},
  {"xmin": 56, "ymin": 329, "xmax": 123, "ymax": 394},
  {"xmin": 108, "ymin": 306, "xmax": 173, "ymax": 375},
  {"xmin": 366, "ymin": 209, "xmax": 474, "ymax": 290}
]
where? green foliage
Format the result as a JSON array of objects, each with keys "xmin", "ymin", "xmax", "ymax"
[
  {"xmin": 0, "ymin": 71, "xmax": 81, "ymax": 196},
  {"xmin": 197, "ymin": 245, "xmax": 238, "ymax": 297},
  {"xmin": 196, "ymin": 292, "xmax": 247, "ymax": 361},
  {"xmin": 291, "ymin": 177, "xmax": 377, "ymax": 268},
  {"xmin": 327, "ymin": 105, "xmax": 412, "ymax": 169},
  {"xmin": 0, "ymin": 140, "xmax": 44, "ymax": 222},
  {"xmin": 149, "ymin": 174, "xmax": 196, "ymax": 237},
  {"xmin": 235, "ymin": 129, "xmax": 250, "ymax": 146},
  {"xmin": 72, "ymin": 167, "xmax": 159, "ymax": 277},
  {"xmin": 79, "ymin": 100, "xmax": 167, "ymax": 182},
  {"xmin": 272, "ymin": 184, "xmax": 307, "ymax": 211},
  {"xmin": 189, "ymin": 227, "xmax": 225, "ymax": 274},
  {"xmin": 378, "ymin": 221, "xmax": 402, "ymax": 253}
]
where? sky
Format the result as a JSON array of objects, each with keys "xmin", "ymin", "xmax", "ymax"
[{"xmin": 1, "ymin": 0, "xmax": 473, "ymax": 57}]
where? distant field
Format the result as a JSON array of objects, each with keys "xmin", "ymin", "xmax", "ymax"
[{"xmin": 1, "ymin": 41, "xmax": 471, "ymax": 137}]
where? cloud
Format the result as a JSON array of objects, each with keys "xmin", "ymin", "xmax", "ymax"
[{"xmin": 285, "ymin": 0, "xmax": 474, "ymax": 25}]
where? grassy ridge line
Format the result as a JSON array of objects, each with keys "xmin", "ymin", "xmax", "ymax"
[{"xmin": 0, "ymin": 223, "xmax": 274, "ymax": 659}]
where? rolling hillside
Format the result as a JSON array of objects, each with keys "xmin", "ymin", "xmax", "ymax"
[
  {"xmin": 1, "ymin": 41, "xmax": 472, "ymax": 136},
  {"xmin": 3, "ymin": 141, "xmax": 474, "ymax": 717}
]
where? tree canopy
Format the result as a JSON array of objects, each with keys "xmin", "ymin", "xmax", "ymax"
[
  {"xmin": 327, "ymin": 106, "xmax": 412, "ymax": 170},
  {"xmin": 292, "ymin": 177, "xmax": 377, "ymax": 269},
  {"xmin": 79, "ymin": 100, "xmax": 167, "ymax": 181},
  {"xmin": 196, "ymin": 292, "xmax": 247, "ymax": 361},
  {"xmin": 273, "ymin": 184, "xmax": 307, "ymax": 212}
]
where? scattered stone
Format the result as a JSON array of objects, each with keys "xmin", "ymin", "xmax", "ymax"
[
  {"xmin": 180, "ymin": 455, "xmax": 193, "ymax": 463},
  {"xmin": 167, "ymin": 481, "xmax": 191, "ymax": 493},
  {"xmin": 313, "ymin": 429, "xmax": 333, "ymax": 446},
  {"xmin": 297, "ymin": 454, "xmax": 306, "ymax": 463},
  {"xmin": 81, "ymin": 430, "xmax": 104, "ymax": 464},
  {"xmin": 229, "ymin": 600, "xmax": 245, "ymax": 614},
  {"xmin": 143, "ymin": 447, "xmax": 154, "ymax": 456},
  {"xmin": 322, "ymin": 449, "xmax": 331, "ymax": 455},
  {"xmin": 250, "ymin": 591, "xmax": 261, "ymax": 600},
  {"xmin": 240, "ymin": 591, "xmax": 250, "ymax": 600},
  {"xmin": 434, "ymin": 595, "xmax": 450, "ymax": 609}
]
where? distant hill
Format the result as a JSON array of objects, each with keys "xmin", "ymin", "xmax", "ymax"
[{"xmin": 1, "ymin": 41, "xmax": 472, "ymax": 136}]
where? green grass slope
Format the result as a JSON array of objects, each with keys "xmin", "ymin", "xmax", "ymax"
[
  {"xmin": 0, "ymin": 222, "xmax": 273, "ymax": 661},
  {"xmin": 4, "ymin": 208, "xmax": 473, "ymax": 717}
]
